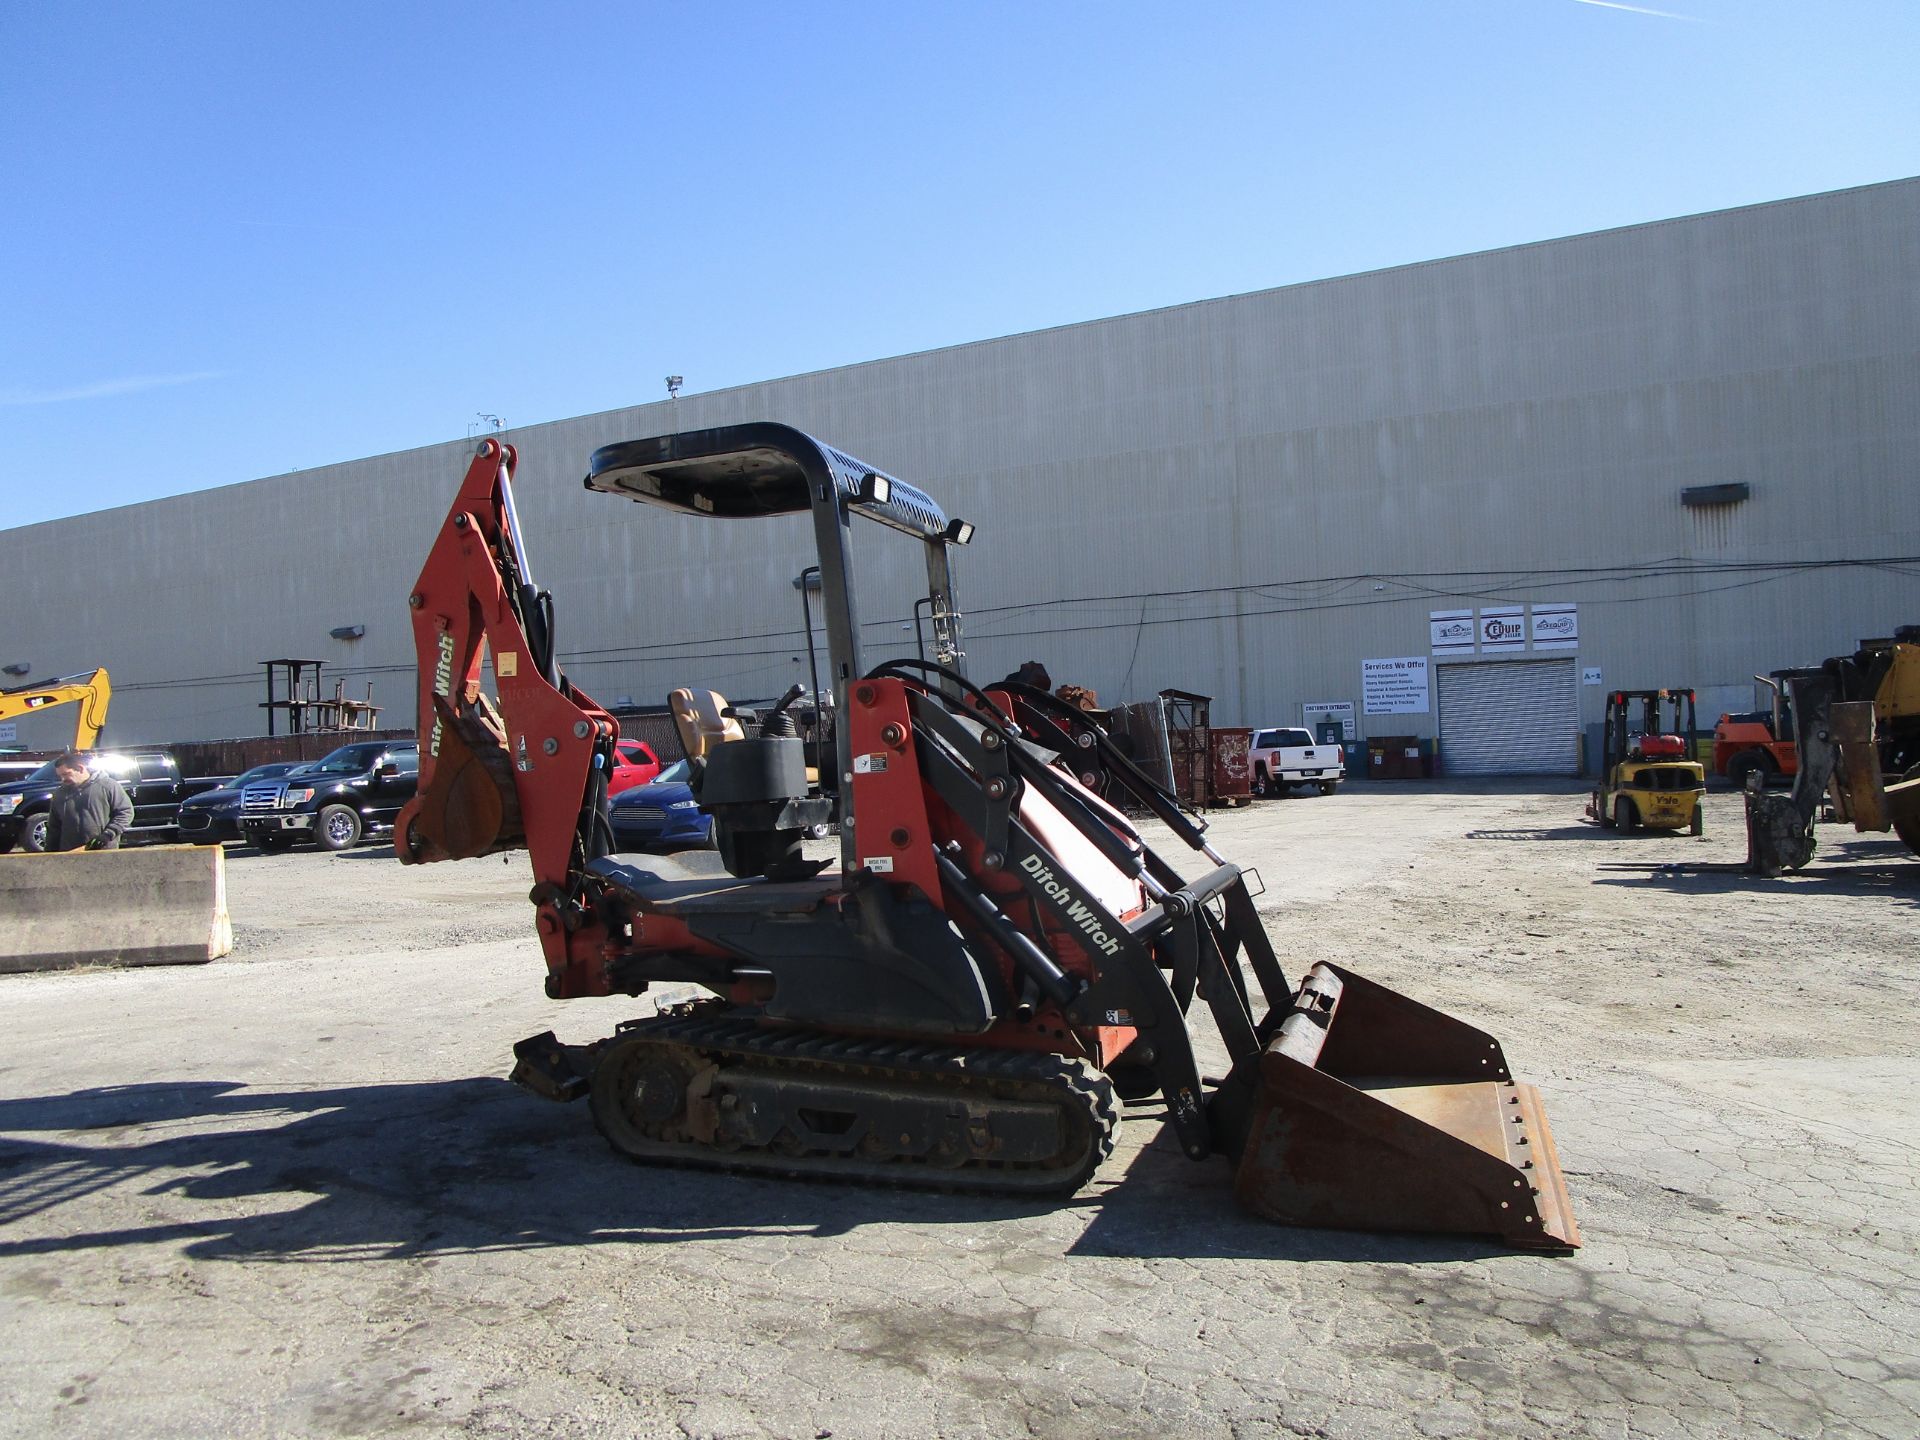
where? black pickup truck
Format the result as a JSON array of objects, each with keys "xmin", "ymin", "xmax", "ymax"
[
  {"xmin": 0, "ymin": 751, "xmax": 228, "ymax": 852},
  {"xmin": 238, "ymin": 739, "xmax": 419, "ymax": 852}
]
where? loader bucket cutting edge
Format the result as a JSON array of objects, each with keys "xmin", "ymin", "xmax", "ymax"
[{"xmin": 1230, "ymin": 963, "xmax": 1580, "ymax": 1249}]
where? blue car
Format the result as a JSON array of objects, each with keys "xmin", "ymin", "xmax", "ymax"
[{"xmin": 608, "ymin": 758, "xmax": 714, "ymax": 851}]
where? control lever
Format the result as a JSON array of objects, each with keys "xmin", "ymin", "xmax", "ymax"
[{"xmin": 759, "ymin": 683, "xmax": 806, "ymax": 739}]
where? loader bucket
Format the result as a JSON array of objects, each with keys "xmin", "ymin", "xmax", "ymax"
[{"xmin": 1232, "ymin": 963, "xmax": 1580, "ymax": 1249}]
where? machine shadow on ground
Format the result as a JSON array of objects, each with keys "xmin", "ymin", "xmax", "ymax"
[
  {"xmin": 1593, "ymin": 835, "xmax": 1919, "ymax": 904},
  {"xmin": 1462, "ymin": 823, "xmax": 1605, "ymax": 843},
  {"xmin": 0, "ymin": 1079, "xmax": 1504, "ymax": 1269}
]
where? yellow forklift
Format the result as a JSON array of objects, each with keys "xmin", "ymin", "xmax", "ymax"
[{"xmin": 1589, "ymin": 688, "xmax": 1706, "ymax": 835}]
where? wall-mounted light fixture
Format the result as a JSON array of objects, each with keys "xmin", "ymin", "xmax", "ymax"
[{"xmin": 329, "ymin": 625, "xmax": 367, "ymax": 641}]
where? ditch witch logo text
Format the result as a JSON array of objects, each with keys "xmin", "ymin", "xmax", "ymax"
[
  {"xmin": 429, "ymin": 630, "xmax": 456, "ymax": 757},
  {"xmin": 1020, "ymin": 853, "xmax": 1124, "ymax": 957}
]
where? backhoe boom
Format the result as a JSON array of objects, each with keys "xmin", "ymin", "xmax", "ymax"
[{"xmin": 394, "ymin": 439, "xmax": 622, "ymax": 998}]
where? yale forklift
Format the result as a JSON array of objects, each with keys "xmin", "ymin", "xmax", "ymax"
[{"xmin": 1590, "ymin": 688, "xmax": 1706, "ymax": 834}]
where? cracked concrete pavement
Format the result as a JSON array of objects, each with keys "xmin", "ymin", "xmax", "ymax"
[{"xmin": 1, "ymin": 782, "xmax": 1915, "ymax": 1438}]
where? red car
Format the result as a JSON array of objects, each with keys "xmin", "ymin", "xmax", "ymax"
[{"xmin": 608, "ymin": 739, "xmax": 664, "ymax": 796}]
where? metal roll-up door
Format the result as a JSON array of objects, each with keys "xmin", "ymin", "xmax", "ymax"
[{"xmin": 1437, "ymin": 659, "xmax": 1579, "ymax": 776}]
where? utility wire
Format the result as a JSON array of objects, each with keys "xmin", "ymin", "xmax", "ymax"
[{"xmin": 110, "ymin": 551, "xmax": 1920, "ymax": 695}]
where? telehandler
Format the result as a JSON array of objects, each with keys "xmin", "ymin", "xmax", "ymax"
[
  {"xmin": 1743, "ymin": 628, "xmax": 1920, "ymax": 873},
  {"xmin": 396, "ymin": 424, "xmax": 1578, "ymax": 1248}
]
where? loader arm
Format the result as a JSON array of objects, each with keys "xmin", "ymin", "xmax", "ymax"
[
  {"xmin": 0, "ymin": 669, "xmax": 113, "ymax": 750},
  {"xmin": 395, "ymin": 438, "xmax": 624, "ymax": 998}
]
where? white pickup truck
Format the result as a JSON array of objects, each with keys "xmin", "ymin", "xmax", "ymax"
[{"xmin": 1249, "ymin": 727, "xmax": 1345, "ymax": 798}]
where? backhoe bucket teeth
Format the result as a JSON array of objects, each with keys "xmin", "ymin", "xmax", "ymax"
[{"xmin": 1231, "ymin": 963, "xmax": 1580, "ymax": 1249}]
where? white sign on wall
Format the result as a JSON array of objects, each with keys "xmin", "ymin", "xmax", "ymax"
[
  {"xmin": 0, "ymin": 723, "xmax": 15, "ymax": 744},
  {"xmin": 1479, "ymin": 606, "xmax": 1526, "ymax": 651},
  {"xmin": 1303, "ymin": 701, "xmax": 1356, "ymax": 741},
  {"xmin": 1429, "ymin": 609, "xmax": 1474, "ymax": 654},
  {"xmin": 1362, "ymin": 657, "xmax": 1431, "ymax": 715},
  {"xmin": 1582, "ymin": 667, "xmax": 1604, "ymax": 686},
  {"xmin": 1531, "ymin": 603, "xmax": 1579, "ymax": 650}
]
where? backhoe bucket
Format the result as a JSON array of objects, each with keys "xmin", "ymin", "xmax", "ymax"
[
  {"xmin": 1232, "ymin": 963, "xmax": 1580, "ymax": 1249},
  {"xmin": 398, "ymin": 693, "xmax": 524, "ymax": 862}
]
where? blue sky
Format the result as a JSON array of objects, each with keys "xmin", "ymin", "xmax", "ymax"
[{"xmin": 3, "ymin": 1, "xmax": 1916, "ymax": 528}]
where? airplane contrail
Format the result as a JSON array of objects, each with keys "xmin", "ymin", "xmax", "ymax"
[
  {"xmin": 0, "ymin": 371, "xmax": 227, "ymax": 406},
  {"xmin": 1569, "ymin": 0, "xmax": 1704, "ymax": 20}
]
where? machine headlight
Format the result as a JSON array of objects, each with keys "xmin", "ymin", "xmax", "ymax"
[
  {"xmin": 284, "ymin": 787, "xmax": 315, "ymax": 805},
  {"xmin": 0, "ymin": 795, "xmax": 18, "ymax": 814},
  {"xmin": 666, "ymin": 799, "xmax": 699, "ymax": 810}
]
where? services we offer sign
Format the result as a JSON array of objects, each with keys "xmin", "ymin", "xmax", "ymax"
[{"xmin": 1362, "ymin": 657, "xmax": 1430, "ymax": 715}]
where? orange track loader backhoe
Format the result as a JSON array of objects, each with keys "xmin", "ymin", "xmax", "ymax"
[{"xmin": 396, "ymin": 425, "xmax": 1579, "ymax": 1249}]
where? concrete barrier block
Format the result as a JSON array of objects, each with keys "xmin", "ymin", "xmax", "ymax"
[{"xmin": 0, "ymin": 844, "xmax": 234, "ymax": 973}]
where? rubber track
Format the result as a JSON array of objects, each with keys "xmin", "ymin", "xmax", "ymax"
[{"xmin": 589, "ymin": 1008, "xmax": 1119, "ymax": 1196}]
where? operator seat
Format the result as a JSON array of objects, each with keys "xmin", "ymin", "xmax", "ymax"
[
  {"xmin": 667, "ymin": 685, "xmax": 832, "ymax": 883},
  {"xmin": 670, "ymin": 687, "xmax": 745, "ymax": 761},
  {"xmin": 672, "ymin": 685, "xmax": 820, "ymax": 785}
]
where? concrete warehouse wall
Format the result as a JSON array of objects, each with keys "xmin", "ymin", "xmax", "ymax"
[{"xmin": 4, "ymin": 178, "xmax": 1917, "ymax": 754}]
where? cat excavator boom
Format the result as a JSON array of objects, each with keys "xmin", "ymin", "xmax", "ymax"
[{"xmin": 0, "ymin": 668, "xmax": 112, "ymax": 750}]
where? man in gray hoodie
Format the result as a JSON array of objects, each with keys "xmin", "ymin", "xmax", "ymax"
[{"xmin": 46, "ymin": 753, "xmax": 133, "ymax": 851}]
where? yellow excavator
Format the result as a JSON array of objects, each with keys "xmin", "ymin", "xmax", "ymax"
[{"xmin": 0, "ymin": 669, "xmax": 113, "ymax": 750}]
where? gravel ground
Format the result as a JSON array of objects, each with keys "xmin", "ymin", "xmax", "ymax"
[{"xmin": 1, "ymin": 781, "xmax": 1915, "ymax": 1439}]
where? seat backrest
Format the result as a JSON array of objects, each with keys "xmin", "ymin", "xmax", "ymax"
[{"xmin": 670, "ymin": 687, "xmax": 745, "ymax": 761}]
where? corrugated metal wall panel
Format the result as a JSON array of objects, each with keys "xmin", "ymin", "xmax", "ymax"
[
  {"xmin": 1437, "ymin": 660, "xmax": 1579, "ymax": 776},
  {"xmin": 1, "ymin": 182, "xmax": 1916, "ymax": 745}
]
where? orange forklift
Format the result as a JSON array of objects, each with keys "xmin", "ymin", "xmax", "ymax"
[{"xmin": 1712, "ymin": 674, "xmax": 1798, "ymax": 788}]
